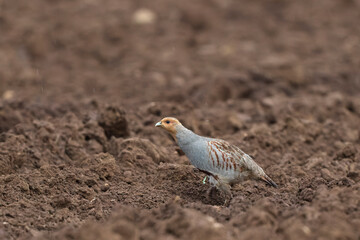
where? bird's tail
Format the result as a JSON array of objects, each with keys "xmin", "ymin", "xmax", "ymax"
[{"xmin": 260, "ymin": 175, "xmax": 278, "ymax": 188}]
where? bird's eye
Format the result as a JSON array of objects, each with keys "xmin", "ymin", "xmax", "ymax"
[{"xmin": 165, "ymin": 120, "xmax": 170, "ymax": 124}]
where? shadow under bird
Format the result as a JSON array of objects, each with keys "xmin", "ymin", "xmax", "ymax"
[{"xmin": 155, "ymin": 117, "xmax": 278, "ymax": 201}]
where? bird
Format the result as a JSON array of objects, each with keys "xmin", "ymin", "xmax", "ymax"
[{"xmin": 155, "ymin": 117, "xmax": 277, "ymax": 200}]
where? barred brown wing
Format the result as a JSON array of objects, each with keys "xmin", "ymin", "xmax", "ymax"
[{"xmin": 207, "ymin": 140, "xmax": 249, "ymax": 173}]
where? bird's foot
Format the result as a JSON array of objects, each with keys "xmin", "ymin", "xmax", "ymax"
[
  {"xmin": 223, "ymin": 192, "xmax": 233, "ymax": 207},
  {"xmin": 206, "ymin": 186, "xmax": 232, "ymax": 206}
]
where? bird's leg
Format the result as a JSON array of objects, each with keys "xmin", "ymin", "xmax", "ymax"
[
  {"xmin": 206, "ymin": 176, "xmax": 218, "ymax": 200},
  {"xmin": 206, "ymin": 176, "xmax": 232, "ymax": 206},
  {"xmin": 218, "ymin": 182, "xmax": 232, "ymax": 197},
  {"xmin": 206, "ymin": 186, "xmax": 217, "ymax": 200},
  {"xmin": 217, "ymin": 182, "xmax": 233, "ymax": 206}
]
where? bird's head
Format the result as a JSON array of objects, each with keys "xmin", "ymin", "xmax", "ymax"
[{"xmin": 155, "ymin": 117, "xmax": 182, "ymax": 138}]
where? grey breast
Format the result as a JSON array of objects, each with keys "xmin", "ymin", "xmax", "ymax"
[{"xmin": 176, "ymin": 128, "xmax": 212, "ymax": 171}]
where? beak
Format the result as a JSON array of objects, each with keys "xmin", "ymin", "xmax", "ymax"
[{"xmin": 155, "ymin": 121, "xmax": 162, "ymax": 127}]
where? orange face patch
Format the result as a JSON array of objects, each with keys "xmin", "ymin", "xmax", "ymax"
[{"xmin": 155, "ymin": 117, "xmax": 182, "ymax": 138}]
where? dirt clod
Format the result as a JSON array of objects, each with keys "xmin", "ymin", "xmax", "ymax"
[{"xmin": 99, "ymin": 106, "xmax": 129, "ymax": 139}]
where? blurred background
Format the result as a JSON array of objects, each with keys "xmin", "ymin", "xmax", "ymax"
[
  {"xmin": 0, "ymin": 0, "xmax": 359, "ymax": 239},
  {"xmin": 1, "ymin": 0, "xmax": 359, "ymax": 105}
]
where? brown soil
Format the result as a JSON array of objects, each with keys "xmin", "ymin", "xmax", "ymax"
[{"xmin": 1, "ymin": 0, "xmax": 360, "ymax": 239}]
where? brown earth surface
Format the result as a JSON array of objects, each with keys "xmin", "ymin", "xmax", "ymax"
[{"xmin": 0, "ymin": 0, "xmax": 360, "ymax": 239}]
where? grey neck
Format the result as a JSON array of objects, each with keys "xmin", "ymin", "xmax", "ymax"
[{"xmin": 175, "ymin": 125, "xmax": 199, "ymax": 146}]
